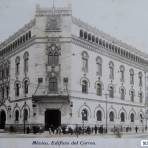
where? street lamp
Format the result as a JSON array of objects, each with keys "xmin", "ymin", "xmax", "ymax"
[
  {"xmin": 23, "ymin": 109, "xmax": 28, "ymax": 134},
  {"xmin": 81, "ymin": 110, "xmax": 86, "ymax": 134}
]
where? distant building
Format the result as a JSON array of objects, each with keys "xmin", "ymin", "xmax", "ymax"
[{"xmin": 0, "ymin": 4, "xmax": 148, "ymax": 132}]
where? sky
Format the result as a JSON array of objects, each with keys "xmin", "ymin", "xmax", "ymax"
[{"xmin": 0, "ymin": 0, "xmax": 148, "ymax": 54}]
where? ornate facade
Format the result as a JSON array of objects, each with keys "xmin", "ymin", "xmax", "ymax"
[{"xmin": 0, "ymin": 5, "xmax": 148, "ymax": 132}]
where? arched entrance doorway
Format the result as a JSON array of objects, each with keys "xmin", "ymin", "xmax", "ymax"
[
  {"xmin": 45, "ymin": 110, "xmax": 61, "ymax": 130},
  {"xmin": 0, "ymin": 110, "xmax": 6, "ymax": 129}
]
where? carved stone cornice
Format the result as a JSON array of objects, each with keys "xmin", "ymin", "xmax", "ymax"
[
  {"xmin": 0, "ymin": 36, "xmax": 36, "ymax": 62},
  {"xmin": 72, "ymin": 35, "xmax": 148, "ymax": 71}
]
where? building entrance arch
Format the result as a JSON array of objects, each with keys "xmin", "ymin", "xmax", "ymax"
[
  {"xmin": 45, "ymin": 109, "xmax": 61, "ymax": 130},
  {"xmin": 0, "ymin": 110, "xmax": 6, "ymax": 129}
]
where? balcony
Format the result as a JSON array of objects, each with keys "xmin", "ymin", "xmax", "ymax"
[
  {"xmin": 46, "ymin": 65, "xmax": 60, "ymax": 73},
  {"xmin": 32, "ymin": 93, "xmax": 69, "ymax": 104}
]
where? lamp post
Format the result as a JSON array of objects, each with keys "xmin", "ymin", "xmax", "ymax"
[
  {"xmin": 81, "ymin": 110, "xmax": 85, "ymax": 134},
  {"xmin": 23, "ymin": 110, "xmax": 27, "ymax": 134},
  {"xmin": 23, "ymin": 112, "xmax": 26, "ymax": 134},
  {"xmin": 105, "ymin": 93, "xmax": 108, "ymax": 133}
]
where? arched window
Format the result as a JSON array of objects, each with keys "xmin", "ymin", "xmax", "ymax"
[
  {"xmin": 15, "ymin": 56, "xmax": 20, "ymax": 74},
  {"xmin": 130, "ymin": 113, "xmax": 134, "ymax": 122},
  {"xmin": 120, "ymin": 65, "xmax": 125, "ymax": 82},
  {"xmin": 6, "ymin": 85, "xmax": 9, "ymax": 99},
  {"xmin": 1, "ymin": 86, "xmax": 4, "ymax": 98},
  {"xmin": 15, "ymin": 110, "xmax": 19, "ymax": 121},
  {"xmin": 82, "ymin": 109, "xmax": 88, "ymax": 121},
  {"xmin": 99, "ymin": 39, "xmax": 102, "ymax": 45},
  {"xmin": 139, "ymin": 72, "xmax": 143, "ymax": 87},
  {"xmin": 96, "ymin": 83, "xmax": 102, "ymax": 96},
  {"xmin": 96, "ymin": 56, "xmax": 102, "ymax": 76},
  {"xmin": 140, "ymin": 114, "xmax": 143, "ymax": 123},
  {"xmin": 139, "ymin": 92, "xmax": 143, "ymax": 103},
  {"xmin": 96, "ymin": 110, "xmax": 102, "ymax": 121},
  {"xmin": 88, "ymin": 34, "xmax": 91, "ymax": 41},
  {"xmin": 23, "ymin": 109, "xmax": 28, "ymax": 121},
  {"xmin": 109, "ymin": 86, "xmax": 114, "ymax": 98},
  {"xmin": 80, "ymin": 30, "xmax": 83, "ymax": 38},
  {"xmin": 92, "ymin": 36, "xmax": 95, "ymax": 42},
  {"xmin": 54, "ymin": 52, "xmax": 59, "ymax": 66},
  {"xmin": 106, "ymin": 42, "xmax": 108, "ymax": 48},
  {"xmin": 6, "ymin": 63, "xmax": 9, "ymax": 78},
  {"xmin": 109, "ymin": 44, "xmax": 112, "ymax": 49},
  {"xmin": 23, "ymin": 52, "xmax": 29, "ymax": 73},
  {"xmin": 24, "ymin": 80, "xmax": 29, "ymax": 95},
  {"xmin": 0, "ymin": 65, "xmax": 2, "ymax": 80},
  {"xmin": 109, "ymin": 61, "xmax": 114, "ymax": 79},
  {"xmin": 95, "ymin": 37, "xmax": 98, "ymax": 44},
  {"xmin": 82, "ymin": 80, "xmax": 88, "ymax": 93},
  {"xmin": 84, "ymin": 32, "xmax": 87, "ymax": 39},
  {"xmin": 82, "ymin": 51, "xmax": 89, "ymax": 73},
  {"xmin": 130, "ymin": 90, "xmax": 134, "ymax": 102},
  {"xmin": 109, "ymin": 111, "xmax": 114, "ymax": 122},
  {"xmin": 120, "ymin": 112, "xmax": 125, "ymax": 122},
  {"xmin": 129, "ymin": 69, "xmax": 134, "ymax": 85},
  {"xmin": 120, "ymin": 88, "xmax": 125, "ymax": 100},
  {"xmin": 49, "ymin": 77, "xmax": 57, "ymax": 92},
  {"xmin": 15, "ymin": 83, "xmax": 20, "ymax": 97},
  {"xmin": 103, "ymin": 40, "xmax": 105, "ymax": 47},
  {"xmin": 48, "ymin": 52, "xmax": 53, "ymax": 65},
  {"xmin": 48, "ymin": 45, "xmax": 60, "ymax": 66}
]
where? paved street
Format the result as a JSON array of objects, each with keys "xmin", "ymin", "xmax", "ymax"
[{"xmin": 0, "ymin": 131, "xmax": 148, "ymax": 138}]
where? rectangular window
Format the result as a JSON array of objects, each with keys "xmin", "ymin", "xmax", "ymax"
[{"xmin": 49, "ymin": 77, "xmax": 57, "ymax": 92}]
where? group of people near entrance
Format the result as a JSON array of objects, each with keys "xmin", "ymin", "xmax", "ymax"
[
  {"xmin": 48, "ymin": 125, "xmax": 105, "ymax": 135},
  {"xmin": 48, "ymin": 125, "xmax": 147, "ymax": 135}
]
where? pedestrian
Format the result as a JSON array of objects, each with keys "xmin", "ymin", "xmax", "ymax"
[
  {"xmin": 49, "ymin": 127, "xmax": 52, "ymax": 135},
  {"xmin": 135, "ymin": 126, "xmax": 138, "ymax": 133},
  {"xmin": 94, "ymin": 125, "xmax": 97, "ymax": 134},
  {"xmin": 26, "ymin": 126, "xmax": 30, "ymax": 134}
]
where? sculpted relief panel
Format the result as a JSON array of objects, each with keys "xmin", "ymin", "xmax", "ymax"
[{"xmin": 46, "ymin": 16, "xmax": 61, "ymax": 32}]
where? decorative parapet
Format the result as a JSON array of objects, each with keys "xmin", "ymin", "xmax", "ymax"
[
  {"xmin": 35, "ymin": 5, "xmax": 72, "ymax": 17},
  {"xmin": 72, "ymin": 16, "xmax": 148, "ymax": 59},
  {"xmin": 0, "ymin": 19, "xmax": 35, "ymax": 49}
]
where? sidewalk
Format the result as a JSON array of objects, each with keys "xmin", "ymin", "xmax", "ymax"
[{"xmin": 0, "ymin": 131, "xmax": 147, "ymax": 138}]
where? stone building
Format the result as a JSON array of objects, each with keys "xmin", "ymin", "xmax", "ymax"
[{"xmin": 0, "ymin": 4, "xmax": 148, "ymax": 131}]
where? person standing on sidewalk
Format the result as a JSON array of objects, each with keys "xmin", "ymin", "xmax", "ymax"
[{"xmin": 135, "ymin": 126, "xmax": 138, "ymax": 133}]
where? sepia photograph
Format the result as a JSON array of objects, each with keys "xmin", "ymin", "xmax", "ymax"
[{"xmin": 0, "ymin": 0, "xmax": 148, "ymax": 147}]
